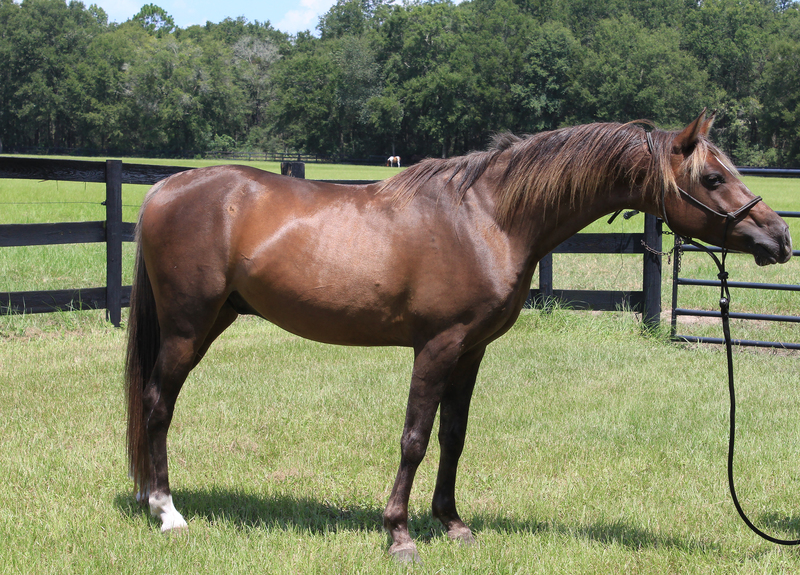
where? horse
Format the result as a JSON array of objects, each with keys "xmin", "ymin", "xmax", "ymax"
[
  {"xmin": 125, "ymin": 111, "xmax": 792, "ymax": 563},
  {"xmin": 386, "ymin": 155, "xmax": 401, "ymax": 167}
]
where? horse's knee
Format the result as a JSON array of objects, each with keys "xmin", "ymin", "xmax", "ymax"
[{"xmin": 400, "ymin": 429, "xmax": 430, "ymax": 466}]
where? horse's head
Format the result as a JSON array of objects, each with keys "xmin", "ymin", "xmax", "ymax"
[{"xmin": 660, "ymin": 111, "xmax": 792, "ymax": 266}]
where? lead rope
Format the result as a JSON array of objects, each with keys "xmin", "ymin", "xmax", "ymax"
[
  {"xmin": 643, "ymin": 129, "xmax": 797, "ymax": 543},
  {"xmin": 686, "ymin": 226, "xmax": 800, "ymax": 546}
]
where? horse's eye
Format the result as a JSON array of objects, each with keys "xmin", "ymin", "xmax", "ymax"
[{"xmin": 701, "ymin": 174, "xmax": 724, "ymax": 189}]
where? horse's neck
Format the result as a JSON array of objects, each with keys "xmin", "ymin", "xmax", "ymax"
[{"xmin": 507, "ymin": 179, "xmax": 648, "ymax": 266}]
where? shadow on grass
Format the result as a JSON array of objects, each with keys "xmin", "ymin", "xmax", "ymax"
[
  {"xmin": 114, "ymin": 488, "xmax": 730, "ymax": 553},
  {"xmin": 756, "ymin": 512, "xmax": 800, "ymax": 540},
  {"xmin": 467, "ymin": 513, "xmax": 722, "ymax": 553}
]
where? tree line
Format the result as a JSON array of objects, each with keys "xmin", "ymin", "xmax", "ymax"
[{"xmin": 1, "ymin": 0, "xmax": 799, "ymax": 166}]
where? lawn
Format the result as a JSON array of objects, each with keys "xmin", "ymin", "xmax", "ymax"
[{"xmin": 1, "ymin": 310, "xmax": 800, "ymax": 573}]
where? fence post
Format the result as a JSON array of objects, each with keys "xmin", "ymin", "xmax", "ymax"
[
  {"xmin": 642, "ymin": 213, "xmax": 662, "ymax": 328},
  {"xmin": 539, "ymin": 252, "xmax": 554, "ymax": 307},
  {"xmin": 105, "ymin": 160, "xmax": 123, "ymax": 327},
  {"xmin": 281, "ymin": 161, "xmax": 305, "ymax": 179},
  {"xmin": 670, "ymin": 235, "xmax": 682, "ymax": 339}
]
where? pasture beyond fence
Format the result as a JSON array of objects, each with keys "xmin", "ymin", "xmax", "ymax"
[
  {"xmin": 1, "ymin": 158, "xmax": 797, "ymax": 341},
  {"xmin": 0, "ymin": 158, "xmax": 191, "ymax": 326}
]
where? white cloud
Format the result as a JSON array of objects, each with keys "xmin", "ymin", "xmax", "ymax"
[{"xmin": 275, "ymin": 0, "xmax": 336, "ymax": 34}]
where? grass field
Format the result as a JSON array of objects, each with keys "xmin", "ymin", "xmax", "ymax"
[
  {"xmin": 0, "ymin": 156, "xmax": 799, "ymax": 573},
  {"xmin": 2, "ymin": 311, "xmax": 800, "ymax": 573}
]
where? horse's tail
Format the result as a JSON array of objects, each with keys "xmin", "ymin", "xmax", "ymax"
[{"xmin": 125, "ymin": 226, "xmax": 160, "ymax": 498}]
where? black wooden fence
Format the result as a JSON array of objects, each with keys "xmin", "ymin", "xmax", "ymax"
[
  {"xmin": 1, "ymin": 158, "xmax": 663, "ymax": 328},
  {"xmin": 529, "ymin": 216, "xmax": 662, "ymax": 325},
  {"xmin": 0, "ymin": 158, "xmax": 192, "ymax": 326}
]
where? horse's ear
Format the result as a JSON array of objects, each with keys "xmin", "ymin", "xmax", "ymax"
[{"xmin": 672, "ymin": 108, "xmax": 711, "ymax": 156}]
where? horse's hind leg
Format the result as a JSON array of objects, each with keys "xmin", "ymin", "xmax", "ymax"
[
  {"xmin": 146, "ymin": 303, "xmax": 237, "ymax": 532},
  {"xmin": 143, "ymin": 332, "xmax": 196, "ymax": 532},
  {"xmin": 432, "ymin": 346, "xmax": 485, "ymax": 545}
]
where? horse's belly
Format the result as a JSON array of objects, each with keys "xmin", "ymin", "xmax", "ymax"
[
  {"xmin": 229, "ymin": 192, "xmax": 508, "ymax": 347},
  {"xmin": 238, "ymin": 278, "xmax": 413, "ymax": 346},
  {"xmin": 233, "ymin": 237, "xmax": 416, "ymax": 346}
]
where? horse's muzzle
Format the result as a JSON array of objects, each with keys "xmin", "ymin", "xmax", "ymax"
[{"xmin": 751, "ymin": 224, "xmax": 792, "ymax": 266}]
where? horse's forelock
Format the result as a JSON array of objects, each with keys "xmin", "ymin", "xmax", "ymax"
[{"xmin": 679, "ymin": 137, "xmax": 739, "ymax": 182}]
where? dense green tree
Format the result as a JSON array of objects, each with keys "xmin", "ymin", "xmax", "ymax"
[
  {"xmin": 0, "ymin": 0, "xmax": 798, "ymax": 164},
  {"xmin": 330, "ymin": 34, "xmax": 382, "ymax": 156},
  {"xmin": 365, "ymin": 91, "xmax": 404, "ymax": 155},
  {"xmin": 117, "ymin": 29, "xmax": 243, "ymax": 153},
  {"xmin": 510, "ymin": 21, "xmax": 579, "ymax": 132},
  {"xmin": 1, "ymin": 0, "xmax": 107, "ymax": 149},
  {"xmin": 233, "ymin": 35, "xmax": 280, "ymax": 130},
  {"xmin": 378, "ymin": 1, "xmax": 476, "ymax": 157},
  {"xmin": 132, "ymin": 3, "xmax": 175, "ymax": 36},
  {"xmin": 760, "ymin": 7, "xmax": 800, "ymax": 164},
  {"xmin": 270, "ymin": 47, "xmax": 338, "ymax": 154},
  {"xmin": 318, "ymin": 0, "xmax": 369, "ymax": 39},
  {"xmin": 572, "ymin": 14, "xmax": 712, "ymax": 126}
]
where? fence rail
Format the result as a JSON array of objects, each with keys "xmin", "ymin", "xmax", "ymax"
[
  {"xmin": 0, "ymin": 157, "xmax": 685, "ymax": 330},
  {"xmin": 528, "ymin": 219, "xmax": 662, "ymax": 326},
  {"xmin": 0, "ymin": 157, "xmax": 192, "ymax": 326}
]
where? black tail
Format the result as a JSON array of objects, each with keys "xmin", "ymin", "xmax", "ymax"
[{"xmin": 125, "ymin": 236, "xmax": 160, "ymax": 497}]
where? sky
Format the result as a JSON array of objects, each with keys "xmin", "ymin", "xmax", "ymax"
[{"xmin": 85, "ymin": 0, "xmax": 340, "ymax": 35}]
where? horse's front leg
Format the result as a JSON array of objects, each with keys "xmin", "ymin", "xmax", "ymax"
[
  {"xmin": 383, "ymin": 337, "xmax": 462, "ymax": 563},
  {"xmin": 432, "ymin": 346, "xmax": 485, "ymax": 545}
]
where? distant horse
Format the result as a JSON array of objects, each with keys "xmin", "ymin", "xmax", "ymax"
[
  {"xmin": 386, "ymin": 155, "xmax": 401, "ymax": 167},
  {"xmin": 126, "ymin": 112, "xmax": 791, "ymax": 562}
]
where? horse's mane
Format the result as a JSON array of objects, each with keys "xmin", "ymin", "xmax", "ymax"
[{"xmin": 378, "ymin": 121, "xmax": 738, "ymax": 225}]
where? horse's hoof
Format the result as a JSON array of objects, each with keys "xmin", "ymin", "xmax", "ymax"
[
  {"xmin": 389, "ymin": 543, "xmax": 422, "ymax": 564},
  {"xmin": 447, "ymin": 524, "xmax": 477, "ymax": 546},
  {"xmin": 160, "ymin": 514, "xmax": 189, "ymax": 533},
  {"xmin": 161, "ymin": 522, "xmax": 189, "ymax": 536}
]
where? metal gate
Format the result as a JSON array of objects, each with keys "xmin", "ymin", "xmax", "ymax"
[{"xmin": 670, "ymin": 210, "xmax": 800, "ymax": 350}]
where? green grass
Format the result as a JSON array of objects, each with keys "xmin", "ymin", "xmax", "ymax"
[{"xmin": 2, "ymin": 311, "xmax": 800, "ymax": 573}]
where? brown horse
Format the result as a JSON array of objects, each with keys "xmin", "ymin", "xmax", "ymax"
[{"xmin": 126, "ymin": 112, "xmax": 792, "ymax": 562}]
